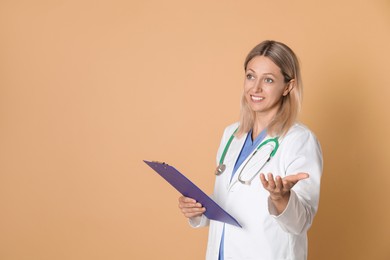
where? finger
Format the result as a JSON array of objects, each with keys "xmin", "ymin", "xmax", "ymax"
[
  {"xmin": 179, "ymin": 196, "xmax": 197, "ymax": 204},
  {"xmin": 179, "ymin": 202, "xmax": 202, "ymax": 209},
  {"xmin": 260, "ymin": 173, "xmax": 268, "ymax": 187},
  {"xmin": 183, "ymin": 207, "xmax": 206, "ymax": 218},
  {"xmin": 296, "ymin": 172, "xmax": 310, "ymax": 180},
  {"xmin": 283, "ymin": 172, "xmax": 309, "ymax": 184},
  {"xmin": 267, "ymin": 173, "xmax": 276, "ymax": 189},
  {"xmin": 195, "ymin": 202, "xmax": 203, "ymax": 208},
  {"xmin": 181, "ymin": 206, "xmax": 206, "ymax": 214},
  {"xmin": 178, "ymin": 196, "xmax": 196, "ymax": 206},
  {"xmin": 274, "ymin": 175, "xmax": 283, "ymax": 190},
  {"xmin": 178, "ymin": 197, "xmax": 200, "ymax": 209}
]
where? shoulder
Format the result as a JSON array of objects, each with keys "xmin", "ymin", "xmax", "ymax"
[
  {"xmin": 285, "ymin": 123, "xmax": 317, "ymax": 138},
  {"xmin": 222, "ymin": 122, "xmax": 240, "ymax": 137},
  {"xmin": 282, "ymin": 123, "xmax": 321, "ymax": 147},
  {"xmin": 217, "ymin": 122, "xmax": 241, "ymax": 145},
  {"xmin": 278, "ymin": 123, "xmax": 323, "ymax": 174}
]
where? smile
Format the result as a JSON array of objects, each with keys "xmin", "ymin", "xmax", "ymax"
[{"xmin": 251, "ymin": 95, "xmax": 264, "ymax": 101}]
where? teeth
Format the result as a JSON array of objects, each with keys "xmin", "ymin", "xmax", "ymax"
[{"xmin": 251, "ymin": 96, "xmax": 264, "ymax": 101}]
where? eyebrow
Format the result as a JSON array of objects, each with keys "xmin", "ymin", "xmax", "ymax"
[
  {"xmin": 246, "ymin": 69, "xmax": 277, "ymax": 77},
  {"xmin": 262, "ymin": 73, "xmax": 276, "ymax": 77}
]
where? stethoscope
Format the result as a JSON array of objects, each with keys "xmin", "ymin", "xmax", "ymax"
[{"xmin": 214, "ymin": 129, "xmax": 279, "ymax": 185}]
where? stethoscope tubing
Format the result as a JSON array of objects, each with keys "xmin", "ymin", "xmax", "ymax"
[{"xmin": 215, "ymin": 128, "xmax": 279, "ymax": 185}]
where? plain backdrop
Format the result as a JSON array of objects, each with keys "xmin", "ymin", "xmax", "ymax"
[{"xmin": 1, "ymin": 0, "xmax": 390, "ymax": 259}]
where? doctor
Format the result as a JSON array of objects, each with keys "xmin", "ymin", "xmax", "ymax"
[{"xmin": 178, "ymin": 40, "xmax": 323, "ymax": 260}]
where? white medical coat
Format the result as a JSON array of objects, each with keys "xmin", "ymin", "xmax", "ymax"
[{"xmin": 190, "ymin": 122, "xmax": 323, "ymax": 260}]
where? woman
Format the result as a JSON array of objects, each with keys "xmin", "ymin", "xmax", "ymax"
[{"xmin": 178, "ymin": 40, "xmax": 323, "ymax": 260}]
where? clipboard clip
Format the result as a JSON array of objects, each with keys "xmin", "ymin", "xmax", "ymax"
[
  {"xmin": 151, "ymin": 161, "xmax": 168, "ymax": 169},
  {"xmin": 152, "ymin": 161, "xmax": 166, "ymax": 165}
]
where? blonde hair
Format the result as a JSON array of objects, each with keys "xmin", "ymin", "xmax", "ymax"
[{"xmin": 236, "ymin": 40, "xmax": 303, "ymax": 137}]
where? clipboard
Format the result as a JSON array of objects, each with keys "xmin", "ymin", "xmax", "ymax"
[{"xmin": 144, "ymin": 160, "xmax": 242, "ymax": 228}]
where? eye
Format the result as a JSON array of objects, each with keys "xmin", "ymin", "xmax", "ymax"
[
  {"xmin": 246, "ymin": 73, "xmax": 255, "ymax": 80},
  {"xmin": 264, "ymin": 78, "xmax": 274, "ymax": 83}
]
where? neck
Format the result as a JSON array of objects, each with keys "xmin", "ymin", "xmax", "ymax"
[
  {"xmin": 252, "ymin": 112, "xmax": 275, "ymax": 139},
  {"xmin": 252, "ymin": 124, "xmax": 266, "ymax": 138}
]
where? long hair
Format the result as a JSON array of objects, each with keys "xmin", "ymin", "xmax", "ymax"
[{"xmin": 236, "ymin": 40, "xmax": 303, "ymax": 137}]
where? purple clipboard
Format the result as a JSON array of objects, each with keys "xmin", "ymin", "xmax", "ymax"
[{"xmin": 144, "ymin": 160, "xmax": 241, "ymax": 228}]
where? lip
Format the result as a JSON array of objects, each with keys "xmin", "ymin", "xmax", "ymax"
[{"xmin": 250, "ymin": 95, "xmax": 264, "ymax": 102}]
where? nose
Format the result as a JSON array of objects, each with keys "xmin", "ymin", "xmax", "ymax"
[{"xmin": 253, "ymin": 80, "xmax": 263, "ymax": 92}]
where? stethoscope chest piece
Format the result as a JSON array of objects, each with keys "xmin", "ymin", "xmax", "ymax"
[{"xmin": 215, "ymin": 164, "xmax": 226, "ymax": 175}]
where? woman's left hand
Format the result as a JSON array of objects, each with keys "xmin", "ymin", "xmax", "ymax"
[{"xmin": 260, "ymin": 172, "xmax": 309, "ymax": 214}]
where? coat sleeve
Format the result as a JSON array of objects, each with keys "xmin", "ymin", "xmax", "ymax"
[
  {"xmin": 268, "ymin": 127, "xmax": 323, "ymax": 235},
  {"xmin": 189, "ymin": 214, "xmax": 210, "ymax": 228}
]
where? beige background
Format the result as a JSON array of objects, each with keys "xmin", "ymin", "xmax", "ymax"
[{"xmin": 1, "ymin": 0, "xmax": 390, "ymax": 259}]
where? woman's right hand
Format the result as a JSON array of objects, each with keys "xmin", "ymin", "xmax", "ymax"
[{"xmin": 178, "ymin": 196, "xmax": 206, "ymax": 218}]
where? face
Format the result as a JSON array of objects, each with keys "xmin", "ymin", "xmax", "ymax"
[{"xmin": 244, "ymin": 55, "xmax": 292, "ymax": 119}]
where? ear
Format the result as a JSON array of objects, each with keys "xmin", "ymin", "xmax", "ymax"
[{"xmin": 283, "ymin": 79, "xmax": 295, "ymax": 96}]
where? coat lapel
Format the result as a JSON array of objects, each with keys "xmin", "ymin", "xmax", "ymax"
[{"xmin": 222, "ymin": 133, "xmax": 246, "ymax": 189}]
